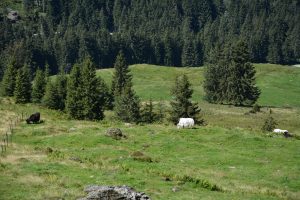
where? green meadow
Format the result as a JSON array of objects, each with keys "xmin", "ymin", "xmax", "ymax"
[
  {"xmin": 0, "ymin": 64, "xmax": 300, "ymax": 200},
  {"xmin": 97, "ymin": 63, "xmax": 300, "ymax": 107}
]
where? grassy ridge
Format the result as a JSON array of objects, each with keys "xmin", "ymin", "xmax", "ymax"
[
  {"xmin": 97, "ymin": 63, "xmax": 300, "ymax": 107},
  {"xmin": 0, "ymin": 63, "xmax": 299, "ymax": 199}
]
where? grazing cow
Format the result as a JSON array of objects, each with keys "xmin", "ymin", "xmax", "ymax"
[
  {"xmin": 273, "ymin": 129, "xmax": 289, "ymax": 134},
  {"xmin": 177, "ymin": 118, "xmax": 194, "ymax": 129},
  {"xmin": 273, "ymin": 129, "xmax": 292, "ymax": 138},
  {"xmin": 26, "ymin": 112, "xmax": 40, "ymax": 124}
]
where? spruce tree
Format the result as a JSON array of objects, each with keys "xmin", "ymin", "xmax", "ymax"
[
  {"xmin": 66, "ymin": 64, "xmax": 85, "ymax": 119},
  {"xmin": 170, "ymin": 75, "xmax": 201, "ymax": 124},
  {"xmin": 42, "ymin": 80, "xmax": 60, "ymax": 109},
  {"xmin": 262, "ymin": 114, "xmax": 277, "ymax": 132},
  {"xmin": 114, "ymin": 83, "xmax": 140, "ymax": 123},
  {"xmin": 111, "ymin": 51, "xmax": 140, "ymax": 122},
  {"xmin": 1, "ymin": 60, "xmax": 17, "ymax": 97},
  {"xmin": 226, "ymin": 41, "xmax": 261, "ymax": 105},
  {"xmin": 111, "ymin": 51, "xmax": 132, "ymax": 96},
  {"xmin": 141, "ymin": 98, "xmax": 156, "ymax": 123},
  {"xmin": 14, "ymin": 65, "xmax": 32, "ymax": 104},
  {"xmin": 32, "ymin": 69, "xmax": 46, "ymax": 103},
  {"xmin": 182, "ymin": 36, "xmax": 196, "ymax": 67},
  {"xmin": 204, "ymin": 41, "xmax": 260, "ymax": 106},
  {"xmin": 81, "ymin": 58, "xmax": 105, "ymax": 120},
  {"xmin": 55, "ymin": 72, "xmax": 67, "ymax": 110}
]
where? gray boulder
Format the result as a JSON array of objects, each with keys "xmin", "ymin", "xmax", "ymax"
[
  {"xmin": 106, "ymin": 128, "xmax": 126, "ymax": 140},
  {"xmin": 78, "ymin": 185, "xmax": 151, "ymax": 200}
]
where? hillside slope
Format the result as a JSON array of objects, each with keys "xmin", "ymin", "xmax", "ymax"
[
  {"xmin": 97, "ymin": 63, "xmax": 300, "ymax": 107},
  {"xmin": 0, "ymin": 101, "xmax": 299, "ymax": 200}
]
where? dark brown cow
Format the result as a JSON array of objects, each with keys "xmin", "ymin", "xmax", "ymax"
[{"xmin": 26, "ymin": 113, "xmax": 40, "ymax": 124}]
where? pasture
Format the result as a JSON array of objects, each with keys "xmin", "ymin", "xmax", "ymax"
[{"xmin": 0, "ymin": 63, "xmax": 300, "ymax": 199}]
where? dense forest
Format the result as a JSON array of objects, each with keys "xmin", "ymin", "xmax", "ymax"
[{"xmin": 0, "ymin": 0, "xmax": 299, "ymax": 78}]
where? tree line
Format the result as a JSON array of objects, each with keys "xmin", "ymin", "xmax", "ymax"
[
  {"xmin": 0, "ymin": 40, "xmax": 260, "ymax": 124},
  {"xmin": 0, "ymin": 0, "xmax": 299, "ymax": 80}
]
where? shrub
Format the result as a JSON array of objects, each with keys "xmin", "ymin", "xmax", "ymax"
[
  {"xmin": 249, "ymin": 104, "xmax": 261, "ymax": 113},
  {"xmin": 262, "ymin": 115, "xmax": 277, "ymax": 132}
]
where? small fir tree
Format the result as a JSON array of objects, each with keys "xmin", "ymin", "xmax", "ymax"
[
  {"xmin": 114, "ymin": 83, "xmax": 140, "ymax": 123},
  {"xmin": 170, "ymin": 75, "xmax": 201, "ymax": 124},
  {"xmin": 156, "ymin": 99, "xmax": 165, "ymax": 123},
  {"xmin": 262, "ymin": 114, "xmax": 277, "ymax": 132},
  {"xmin": 1, "ymin": 60, "xmax": 17, "ymax": 97},
  {"xmin": 42, "ymin": 80, "xmax": 60, "ymax": 109},
  {"xmin": 141, "ymin": 98, "xmax": 156, "ymax": 123},
  {"xmin": 14, "ymin": 65, "xmax": 32, "ymax": 104},
  {"xmin": 32, "ymin": 69, "xmax": 46, "ymax": 103},
  {"xmin": 111, "ymin": 51, "xmax": 132, "ymax": 97}
]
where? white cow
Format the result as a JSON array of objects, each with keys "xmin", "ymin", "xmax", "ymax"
[
  {"xmin": 273, "ymin": 129, "xmax": 289, "ymax": 134},
  {"xmin": 177, "ymin": 118, "xmax": 194, "ymax": 129}
]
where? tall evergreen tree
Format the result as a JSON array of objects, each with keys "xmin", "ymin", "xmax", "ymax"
[
  {"xmin": 66, "ymin": 64, "xmax": 84, "ymax": 119},
  {"xmin": 182, "ymin": 36, "xmax": 196, "ymax": 67},
  {"xmin": 55, "ymin": 72, "xmax": 67, "ymax": 110},
  {"xmin": 14, "ymin": 65, "xmax": 32, "ymax": 104},
  {"xmin": 204, "ymin": 41, "xmax": 260, "ymax": 106},
  {"xmin": 170, "ymin": 74, "xmax": 201, "ymax": 124},
  {"xmin": 81, "ymin": 58, "xmax": 105, "ymax": 120},
  {"xmin": 31, "ymin": 68, "xmax": 46, "ymax": 103},
  {"xmin": 225, "ymin": 41, "xmax": 261, "ymax": 105},
  {"xmin": 111, "ymin": 51, "xmax": 132, "ymax": 96},
  {"xmin": 0, "ymin": 60, "xmax": 17, "ymax": 97}
]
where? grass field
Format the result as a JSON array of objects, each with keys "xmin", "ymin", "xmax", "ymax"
[
  {"xmin": 97, "ymin": 63, "xmax": 300, "ymax": 107},
  {"xmin": 1, "ymin": 63, "xmax": 300, "ymax": 199}
]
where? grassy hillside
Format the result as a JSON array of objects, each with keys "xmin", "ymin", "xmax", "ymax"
[
  {"xmin": 0, "ymin": 102, "xmax": 299, "ymax": 200},
  {"xmin": 97, "ymin": 63, "xmax": 300, "ymax": 107},
  {"xmin": 0, "ymin": 63, "xmax": 300, "ymax": 200}
]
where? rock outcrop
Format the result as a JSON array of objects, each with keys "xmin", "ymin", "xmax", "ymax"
[
  {"xmin": 78, "ymin": 185, "xmax": 151, "ymax": 200},
  {"xmin": 106, "ymin": 128, "xmax": 126, "ymax": 140}
]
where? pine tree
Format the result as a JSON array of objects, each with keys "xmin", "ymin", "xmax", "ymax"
[
  {"xmin": 55, "ymin": 72, "xmax": 67, "ymax": 110},
  {"xmin": 204, "ymin": 41, "xmax": 260, "ymax": 106},
  {"xmin": 81, "ymin": 58, "xmax": 105, "ymax": 120},
  {"xmin": 114, "ymin": 83, "xmax": 140, "ymax": 123},
  {"xmin": 66, "ymin": 64, "xmax": 85, "ymax": 119},
  {"xmin": 111, "ymin": 51, "xmax": 132, "ymax": 96},
  {"xmin": 141, "ymin": 98, "xmax": 156, "ymax": 123},
  {"xmin": 170, "ymin": 75, "xmax": 201, "ymax": 124},
  {"xmin": 226, "ymin": 41, "xmax": 261, "ymax": 105},
  {"xmin": 42, "ymin": 80, "xmax": 60, "ymax": 109},
  {"xmin": 14, "ymin": 65, "xmax": 32, "ymax": 104},
  {"xmin": 182, "ymin": 36, "xmax": 196, "ymax": 67},
  {"xmin": 32, "ymin": 69, "xmax": 46, "ymax": 103},
  {"xmin": 45, "ymin": 63, "xmax": 50, "ymax": 79},
  {"xmin": 1, "ymin": 60, "xmax": 17, "ymax": 97},
  {"xmin": 262, "ymin": 114, "xmax": 277, "ymax": 132}
]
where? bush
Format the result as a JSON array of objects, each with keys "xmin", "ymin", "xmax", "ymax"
[
  {"xmin": 249, "ymin": 104, "xmax": 261, "ymax": 113},
  {"xmin": 262, "ymin": 115, "xmax": 277, "ymax": 132}
]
